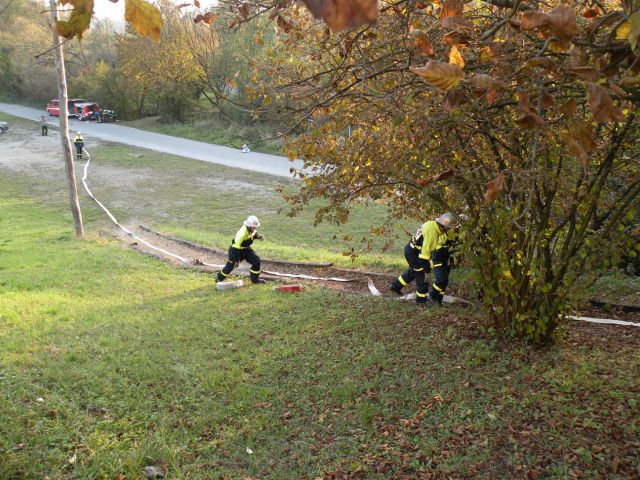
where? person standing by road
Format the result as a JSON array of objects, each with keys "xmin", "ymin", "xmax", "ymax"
[
  {"xmin": 40, "ymin": 115, "xmax": 48, "ymax": 136},
  {"xmin": 73, "ymin": 131, "xmax": 84, "ymax": 160}
]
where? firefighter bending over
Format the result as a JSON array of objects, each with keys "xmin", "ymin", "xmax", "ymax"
[
  {"xmin": 73, "ymin": 132, "xmax": 84, "ymax": 160},
  {"xmin": 216, "ymin": 215, "xmax": 265, "ymax": 284},
  {"xmin": 389, "ymin": 212, "xmax": 460, "ymax": 306}
]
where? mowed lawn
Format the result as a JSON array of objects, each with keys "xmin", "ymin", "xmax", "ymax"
[{"xmin": 1, "ymin": 169, "xmax": 640, "ymax": 478}]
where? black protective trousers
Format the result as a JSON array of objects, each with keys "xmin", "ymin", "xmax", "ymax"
[
  {"xmin": 390, "ymin": 243, "xmax": 431, "ymax": 302},
  {"xmin": 219, "ymin": 247, "xmax": 261, "ymax": 283},
  {"xmin": 428, "ymin": 248, "xmax": 451, "ymax": 303}
]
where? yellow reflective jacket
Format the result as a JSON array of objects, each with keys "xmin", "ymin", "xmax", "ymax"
[
  {"xmin": 231, "ymin": 225, "xmax": 256, "ymax": 249},
  {"xmin": 418, "ymin": 220, "xmax": 447, "ymax": 261}
]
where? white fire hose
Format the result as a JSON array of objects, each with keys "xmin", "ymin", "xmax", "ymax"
[{"xmin": 81, "ymin": 148, "xmax": 639, "ymax": 328}]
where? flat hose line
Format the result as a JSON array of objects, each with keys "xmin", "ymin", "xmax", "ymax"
[
  {"xmin": 81, "ymin": 149, "xmax": 640, "ymax": 328},
  {"xmin": 80, "ymin": 148, "xmax": 356, "ymax": 282}
]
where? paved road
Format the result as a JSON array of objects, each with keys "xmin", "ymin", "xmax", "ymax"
[{"xmin": 0, "ymin": 103, "xmax": 303, "ymax": 178}]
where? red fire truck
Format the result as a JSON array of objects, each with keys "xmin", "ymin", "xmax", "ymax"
[{"xmin": 45, "ymin": 98, "xmax": 88, "ymax": 117}]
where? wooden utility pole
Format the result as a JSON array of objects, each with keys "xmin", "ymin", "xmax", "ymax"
[{"xmin": 49, "ymin": 0, "xmax": 84, "ymax": 237}]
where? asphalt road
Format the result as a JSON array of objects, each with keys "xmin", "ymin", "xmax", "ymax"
[{"xmin": 0, "ymin": 103, "xmax": 303, "ymax": 178}]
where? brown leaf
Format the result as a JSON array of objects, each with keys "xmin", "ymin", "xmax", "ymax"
[
  {"xmin": 240, "ymin": 2, "xmax": 249, "ymax": 18},
  {"xmin": 449, "ymin": 45, "xmax": 465, "ymax": 68},
  {"xmin": 255, "ymin": 402, "xmax": 273, "ymax": 408},
  {"xmin": 299, "ymin": 0, "xmax": 378, "ymax": 32},
  {"xmin": 469, "ymin": 74, "xmax": 506, "ymax": 91},
  {"xmin": 442, "ymin": 31, "xmax": 471, "ymax": 45},
  {"xmin": 441, "ymin": 16, "xmax": 474, "ymax": 35},
  {"xmin": 124, "ymin": 0, "xmax": 162, "ymax": 42},
  {"xmin": 277, "ymin": 15, "xmax": 293, "ymax": 32},
  {"xmin": 202, "ymin": 11, "xmax": 216, "ymax": 25},
  {"xmin": 193, "ymin": 0, "xmax": 200, "ymax": 7},
  {"xmin": 193, "ymin": 13, "xmax": 203, "ymax": 23},
  {"xmin": 443, "ymin": 88, "xmax": 467, "ymax": 112},
  {"xmin": 416, "ymin": 169, "xmax": 455, "ymax": 186},
  {"xmin": 560, "ymin": 98, "xmax": 577, "ymax": 117},
  {"xmin": 519, "ymin": 5, "xmax": 577, "ymax": 40},
  {"xmin": 528, "ymin": 56, "xmax": 557, "ymax": 70},
  {"xmin": 586, "ymin": 82, "xmax": 625, "ymax": 122},
  {"xmin": 570, "ymin": 46, "xmax": 587, "ymax": 68},
  {"xmin": 569, "ymin": 66, "xmax": 600, "ymax": 82},
  {"xmin": 582, "ymin": 7, "xmax": 601, "ymax": 18},
  {"xmin": 411, "ymin": 30, "xmax": 434, "ymax": 56},
  {"xmin": 608, "ymin": 80, "xmax": 627, "ymax": 98},
  {"xmin": 515, "ymin": 92, "xmax": 544, "ymax": 129},
  {"xmin": 175, "ymin": 3, "xmax": 189, "ymax": 8},
  {"xmin": 411, "ymin": 61, "xmax": 464, "ymax": 91},
  {"xmin": 541, "ymin": 91, "xmax": 554, "ymax": 110},
  {"xmin": 560, "ymin": 129, "xmax": 590, "ymax": 174},
  {"xmin": 484, "ymin": 173, "xmax": 505, "ymax": 203},
  {"xmin": 572, "ymin": 118, "xmax": 596, "ymax": 153}
]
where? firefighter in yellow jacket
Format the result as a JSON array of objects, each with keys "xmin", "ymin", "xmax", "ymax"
[
  {"xmin": 389, "ymin": 212, "xmax": 460, "ymax": 306},
  {"xmin": 216, "ymin": 215, "xmax": 265, "ymax": 284}
]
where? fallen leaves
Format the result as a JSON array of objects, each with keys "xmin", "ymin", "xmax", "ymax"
[
  {"xmin": 299, "ymin": 0, "xmax": 378, "ymax": 32},
  {"xmin": 586, "ymin": 82, "xmax": 625, "ymax": 123},
  {"xmin": 411, "ymin": 60, "xmax": 464, "ymax": 91}
]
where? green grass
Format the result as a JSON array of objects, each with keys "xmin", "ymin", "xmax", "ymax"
[
  {"xmin": 1, "ymin": 176, "xmax": 639, "ymax": 478},
  {"xmin": 121, "ymin": 116, "xmax": 285, "ymax": 156},
  {"xmin": 1, "ymin": 118, "xmax": 640, "ymax": 478}
]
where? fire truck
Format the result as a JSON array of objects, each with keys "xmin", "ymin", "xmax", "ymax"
[{"xmin": 45, "ymin": 98, "xmax": 88, "ymax": 117}]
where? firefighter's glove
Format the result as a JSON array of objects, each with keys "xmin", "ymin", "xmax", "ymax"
[{"xmin": 254, "ymin": 234, "xmax": 264, "ymax": 241}]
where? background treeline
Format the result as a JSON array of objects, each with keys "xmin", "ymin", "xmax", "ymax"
[{"xmin": 0, "ymin": 0, "xmax": 291, "ymax": 147}]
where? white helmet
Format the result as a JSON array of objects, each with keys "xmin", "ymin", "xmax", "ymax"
[
  {"xmin": 77, "ymin": 131, "xmax": 81, "ymax": 135},
  {"xmin": 244, "ymin": 215, "xmax": 260, "ymax": 228},
  {"xmin": 436, "ymin": 212, "xmax": 460, "ymax": 229}
]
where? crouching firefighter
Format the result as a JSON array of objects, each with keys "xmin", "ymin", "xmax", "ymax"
[
  {"xmin": 389, "ymin": 212, "xmax": 460, "ymax": 306},
  {"xmin": 216, "ymin": 215, "xmax": 265, "ymax": 284}
]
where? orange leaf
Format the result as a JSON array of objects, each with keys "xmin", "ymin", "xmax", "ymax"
[
  {"xmin": 449, "ymin": 45, "xmax": 465, "ymax": 68},
  {"xmin": 484, "ymin": 173, "xmax": 505, "ymax": 203},
  {"xmin": 202, "ymin": 11, "xmax": 216, "ymax": 25},
  {"xmin": 125, "ymin": 0, "xmax": 163, "ymax": 42},
  {"xmin": 411, "ymin": 30, "xmax": 434, "ymax": 56},
  {"xmin": 582, "ymin": 7, "xmax": 601, "ymax": 18},
  {"xmin": 586, "ymin": 82, "xmax": 625, "ymax": 122},
  {"xmin": 411, "ymin": 60, "xmax": 463, "ymax": 91},
  {"xmin": 439, "ymin": 0, "xmax": 464, "ymax": 19},
  {"xmin": 299, "ymin": 0, "xmax": 378, "ymax": 32}
]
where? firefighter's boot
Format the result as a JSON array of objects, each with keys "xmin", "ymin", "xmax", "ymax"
[
  {"xmin": 250, "ymin": 270, "xmax": 265, "ymax": 284},
  {"xmin": 389, "ymin": 278, "xmax": 404, "ymax": 296}
]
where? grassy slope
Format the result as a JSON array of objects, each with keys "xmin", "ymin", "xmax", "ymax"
[{"xmin": 1, "ymin": 140, "xmax": 640, "ymax": 478}]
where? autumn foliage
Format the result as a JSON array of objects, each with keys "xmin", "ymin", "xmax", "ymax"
[{"xmin": 223, "ymin": 0, "xmax": 640, "ymax": 341}]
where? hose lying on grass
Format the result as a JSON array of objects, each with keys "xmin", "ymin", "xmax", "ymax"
[{"xmin": 81, "ymin": 148, "xmax": 639, "ymax": 327}]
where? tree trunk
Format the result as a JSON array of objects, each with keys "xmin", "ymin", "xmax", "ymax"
[{"xmin": 49, "ymin": 0, "xmax": 84, "ymax": 238}]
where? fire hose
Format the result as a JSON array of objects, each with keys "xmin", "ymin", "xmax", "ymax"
[{"xmin": 81, "ymin": 148, "xmax": 639, "ymax": 328}]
